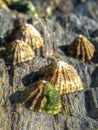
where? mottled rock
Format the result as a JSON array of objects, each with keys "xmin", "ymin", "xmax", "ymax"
[
  {"xmin": 0, "ymin": 9, "xmax": 14, "ymax": 35},
  {"xmin": 0, "ymin": 7, "xmax": 98, "ymax": 130}
]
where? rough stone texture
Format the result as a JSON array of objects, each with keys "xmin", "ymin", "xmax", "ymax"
[
  {"xmin": 0, "ymin": 9, "xmax": 14, "ymax": 36},
  {"xmin": 0, "ymin": 8, "xmax": 98, "ymax": 130},
  {"xmin": 73, "ymin": 0, "xmax": 98, "ymax": 22}
]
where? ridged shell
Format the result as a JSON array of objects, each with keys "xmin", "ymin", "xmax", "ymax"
[
  {"xmin": 67, "ymin": 35, "xmax": 96, "ymax": 61},
  {"xmin": 7, "ymin": 23, "xmax": 43, "ymax": 50},
  {"xmin": 20, "ymin": 80, "xmax": 62, "ymax": 114},
  {"xmin": 6, "ymin": 40, "xmax": 34, "ymax": 65},
  {"xmin": 37, "ymin": 61, "xmax": 84, "ymax": 95}
]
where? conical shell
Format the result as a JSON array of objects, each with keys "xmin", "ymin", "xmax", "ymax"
[
  {"xmin": 37, "ymin": 61, "xmax": 84, "ymax": 95},
  {"xmin": 67, "ymin": 35, "xmax": 96, "ymax": 61},
  {"xmin": 20, "ymin": 80, "xmax": 62, "ymax": 114},
  {"xmin": 6, "ymin": 40, "xmax": 34, "ymax": 65},
  {"xmin": 7, "ymin": 23, "xmax": 43, "ymax": 50}
]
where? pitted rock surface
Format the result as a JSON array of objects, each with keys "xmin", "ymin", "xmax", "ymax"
[{"xmin": 0, "ymin": 9, "xmax": 98, "ymax": 130}]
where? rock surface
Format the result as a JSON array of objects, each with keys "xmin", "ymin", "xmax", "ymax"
[{"xmin": 0, "ymin": 7, "xmax": 98, "ymax": 130}]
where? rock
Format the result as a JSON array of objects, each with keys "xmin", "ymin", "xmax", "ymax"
[
  {"xmin": 0, "ymin": 8, "xmax": 98, "ymax": 130},
  {"xmin": 0, "ymin": 9, "xmax": 15, "ymax": 35}
]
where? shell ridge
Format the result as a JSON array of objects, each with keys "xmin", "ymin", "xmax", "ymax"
[{"xmin": 67, "ymin": 35, "xmax": 95, "ymax": 61}]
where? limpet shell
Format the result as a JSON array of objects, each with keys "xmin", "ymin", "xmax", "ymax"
[
  {"xmin": 20, "ymin": 80, "xmax": 62, "ymax": 114},
  {"xmin": 67, "ymin": 35, "xmax": 96, "ymax": 61},
  {"xmin": 7, "ymin": 23, "xmax": 43, "ymax": 50},
  {"xmin": 37, "ymin": 60, "xmax": 84, "ymax": 95},
  {"xmin": 6, "ymin": 40, "xmax": 34, "ymax": 65}
]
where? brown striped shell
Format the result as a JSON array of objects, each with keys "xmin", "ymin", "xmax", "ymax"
[
  {"xmin": 67, "ymin": 35, "xmax": 96, "ymax": 61},
  {"xmin": 20, "ymin": 80, "xmax": 62, "ymax": 114},
  {"xmin": 38, "ymin": 61, "xmax": 84, "ymax": 95},
  {"xmin": 7, "ymin": 23, "xmax": 43, "ymax": 50},
  {"xmin": 6, "ymin": 40, "xmax": 34, "ymax": 65}
]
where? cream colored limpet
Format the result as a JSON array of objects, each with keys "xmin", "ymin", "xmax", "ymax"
[
  {"xmin": 20, "ymin": 80, "xmax": 62, "ymax": 114},
  {"xmin": 6, "ymin": 40, "xmax": 34, "ymax": 65},
  {"xmin": 37, "ymin": 60, "xmax": 84, "ymax": 95},
  {"xmin": 67, "ymin": 35, "xmax": 96, "ymax": 61},
  {"xmin": 7, "ymin": 23, "xmax": 44, "ymax": 50}
]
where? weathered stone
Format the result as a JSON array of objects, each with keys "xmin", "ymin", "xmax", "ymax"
[{"xmin": 0, "ymin": 6, "xmax": 98, "ymax": 130}]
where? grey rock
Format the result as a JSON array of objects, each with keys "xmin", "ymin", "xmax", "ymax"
[{"xmin": 0, "ymin": 9, "xmax": 98, "ymax": 130}]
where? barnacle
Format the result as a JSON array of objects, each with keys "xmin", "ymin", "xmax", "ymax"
[
  {"xmin": 36, "ymin": 60, "xmax": 83, "ymax": 95},
  {"xmin": 67, "ymin": 35, "xmax": 96, "ymax": 61},
  {"xmin": 6, "ymin": 40, "xmax": 34, "ymax": 65},
  {"xmin": 20, "ymin": 80, "xmax": 62, "ymax": 114},
  {"xmin": 7, "ymin": 0, "xmax": 38, "ymax": 16},
  {"xmin": 7, "ymin": 23, "xmax": 43, "ymax": 50}
]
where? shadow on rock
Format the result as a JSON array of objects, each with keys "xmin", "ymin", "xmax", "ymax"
[
  {"xmin": 84, "ymin": 89, "xmax": 98, "ymax": 119},
  {"xmin": 0, "ymin": 36, "xmax": 6, "ymax": 59},
  {"xmin": 22, "ymin": 71, "xmax": 39, "ymax": 87},
  {"xmin": 59, "ymin": 45, "xmax": 68, "ymax": 54},
  {"xmin": 8, "ymin": 66, "xmax": 15, "ymax": 87},
  {"xmin": 59, "ymin": 44, "xmax": 97, "ymax": 63},
  {"xmin": 9, "ymin": 91, "xmax": 22, "ymax": 105},
  {"xmin": 91, "ymin": 50, "xmax": 98, "ymax": 64},
  {"xmin": 90, "ymin": 29, "xmax": 98, "ymax": 38},
  {"xmin": 90, "ymin": 67, "xmax": 98, "ymax": 88}
]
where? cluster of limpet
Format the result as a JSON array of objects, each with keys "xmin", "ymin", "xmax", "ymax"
[
  {"xmin": 67, "ymin": 35, "xmax": 96, "ymax": 61},
  {"xmin": 33, "ymin": 60, "xmax": 84, "ymax": 95},
  {"xmin": 5, "ymin": 23, "xmax": 43, "ymax": 65},
  {"xmin": 6, "ymin": 40, "xmax": 34, "ymax": 65},
  {"xmin": 7, "ymin": 23, "xmax": 43, "ymax": 50},
  {"xmin": 20, "ymin": 80, "xmax": 62, "ymax": 114}
]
